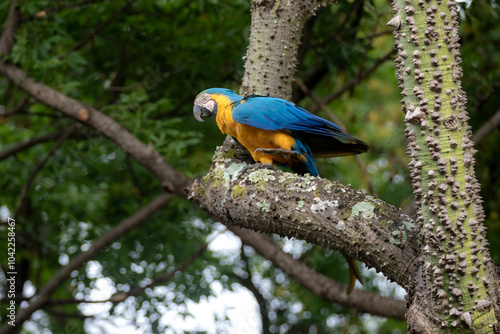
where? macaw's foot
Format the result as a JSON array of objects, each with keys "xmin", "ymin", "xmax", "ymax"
[{"xmin": 254, "ymin": 148, "xmax": 299, "ymax": 158}]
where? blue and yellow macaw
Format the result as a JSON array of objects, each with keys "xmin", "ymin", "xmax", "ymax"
[{"xmin": 194, "ymin": 88, "xmax": 368, "ymax": 294}]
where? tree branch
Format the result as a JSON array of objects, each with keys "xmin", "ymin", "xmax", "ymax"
[
  {"xmin": 0, "ymin": 60, "xmax": 192, "ymax": 196},
  {"xmin": 108, "ymin": 229, "xmax": 217, "ymax": 304},
  {"xmin": 44, "ymin": 307, "xmax": 92, "ymax": 320},
  {"xmin": 229, "ymin": 226, "xmax": 407, "ymax": 320},
  {"xmin": 46, "ymin": 234, "xmax": 214, "ymax": 307},
  {"xmin": 189, "ymin": 139, "xmax": 419, "ymax": 288},
  {"xmin": 359, "ymin": 29, "xmax": 393, "ymax": 41},
  {"xmin": 0, "ymin": 128, "xmax": 90, "ymax": 162},
  {"xmin": 0, "ymin": 0, "xmax": 19, "ymax": 55},
  {"xmin": 0, "ymin": 193, "xmax": 171, "ymax": 334},
  {"xmin": 472, "ymin": 109, "xmax": 500, "ymax": 144},
  {"xmin": 0, "ymin": 95, "xmax": 28, "ymax": 117}
]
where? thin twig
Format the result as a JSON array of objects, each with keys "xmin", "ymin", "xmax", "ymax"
[
  {"xmin": 93, "ymin": 28, "xmax": 137, "ymax": 107},
  {"xmin": 0, "ymin": 95, "xmax": 28, "ymax": 116},
  {"xmin": 113, "ymin": 229, "xmax": 221, "ymax": 302},
  {"xmin": 296, "ymin": 79, "xmax": 376, "ymax": 196},
  {"xmin": 309, "ymin": 0, "xmax": 361, "ymax": 49},
  {"xmin": 359, "ymin": 29, "xmax": 393, "ymax": 41},
  {"xmin": 355, "ymin": 14, "xmax": 381, "ymax": 79},
  {"xmin": 0, "ymin": 129, "xmax": 87, "ymax": 162},
  {"xmin": 44, "ymin": 307, "xmax": 93, "ymax": 320},
  {"xmin": 13, "ymin": 123, "xmax": 80, "ymax": 220}
]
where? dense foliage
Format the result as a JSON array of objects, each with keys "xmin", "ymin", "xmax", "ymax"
[{"xmin": 0, "ymin": 0, "xmax": 498, "ymax": 333}]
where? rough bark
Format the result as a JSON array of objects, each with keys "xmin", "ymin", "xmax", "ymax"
[
  {"xmin": 390, "ymin": 0, "xmax": 500, "ymax": 331},
  {"xmin": 189, "ymin": 139, "xmax": 419, "ymax": 287},
  {"xmin": 241, "ymin": 0, "xmax": 334, "ymax": 99}
]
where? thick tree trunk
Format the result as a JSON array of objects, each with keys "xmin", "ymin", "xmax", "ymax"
[
  {"xmin": 241, "ymin": 0, "xmax": 333, "ymax": 99},
  {"xmin": 390, "ymin": 0, "xmax": 500, "ymax": 331}
]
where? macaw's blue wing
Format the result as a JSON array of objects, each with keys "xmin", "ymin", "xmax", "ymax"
[{"xmin": 231, "ymin": 96, "xmax": 369, "ymax": 158}]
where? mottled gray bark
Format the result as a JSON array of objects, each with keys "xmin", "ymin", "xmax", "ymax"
[{"xmin": 189, "ymin": 139, "xmax": 419, "ymax": 286}]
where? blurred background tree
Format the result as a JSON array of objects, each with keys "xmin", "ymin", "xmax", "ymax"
[{"xmin": 0, "ymin": 0, "xmax": 498, "ymax": 333}]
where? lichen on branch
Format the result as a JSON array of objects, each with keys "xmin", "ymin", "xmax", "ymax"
[{"xmin": 189, "ymin": 139, "xmax": 419, "ymax": 286}]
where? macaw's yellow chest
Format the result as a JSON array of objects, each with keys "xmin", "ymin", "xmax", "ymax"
[{"xmin": 214, "ymin": 103, "xmax": 301, "ymax": 166}]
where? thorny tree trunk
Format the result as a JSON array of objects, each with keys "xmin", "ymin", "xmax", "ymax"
[
  {"xmin": 390, "ymin": 0, "xmax": 499, "ymax": 331},
  {"xmin": 241, "ymin": 0, "xmax": 334, "ymax": 99}
]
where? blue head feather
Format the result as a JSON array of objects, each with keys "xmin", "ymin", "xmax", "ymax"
[{"xmin": 202, "ymin": 88, "xmax": 243, "ymax": 104}]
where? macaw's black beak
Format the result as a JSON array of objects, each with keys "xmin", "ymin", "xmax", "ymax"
[{"xmin": 193, "ymin": 104, "xmax": 213, "ymax": 122}]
